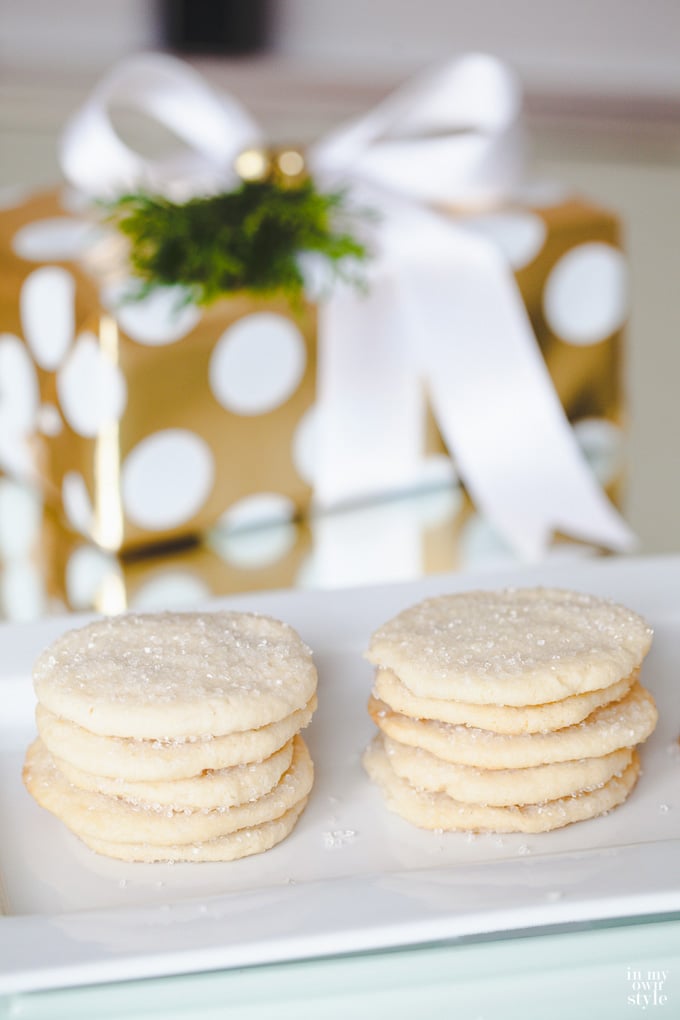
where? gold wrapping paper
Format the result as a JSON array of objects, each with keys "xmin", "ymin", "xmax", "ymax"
[
  {"xmin": 516, "ymin": 197, "xmax": 622, "ymax": 424},
  {"xmin": 39, "ymin": 514, "xmax": 312, "ymax": 616},
  {"xmin": 35, "ymin": 487, "xmax": 469, "ymax": 617},
  {"xmin": 1, "ymin": 474, "xmax": 602, "ymax": 622},
  {"xmin": 0, "ymin": 188, "xmax": 625, "ymax": 554}
]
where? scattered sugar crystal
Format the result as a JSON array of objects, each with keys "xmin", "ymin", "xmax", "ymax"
[{"xmin": 323, "ymin": 829, "xmax": 357, "ymax": 849}]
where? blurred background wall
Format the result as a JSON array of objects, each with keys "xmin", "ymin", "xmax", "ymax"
[{"xmin": 2, "ymin": 0, "xmax": 679, "ymax": 101}]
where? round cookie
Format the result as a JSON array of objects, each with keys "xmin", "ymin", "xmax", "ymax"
[
  {"xmin": 373, "ymin": 667, "xmax": 637, "ymax": 734},
  {"xmin": 36, "ymin": 696, "xmax": 316, "ymax": 781},
  {"xmin": 368, "ymin": 684, "xmax": 657, "ymax": 769},
  {"xmin": 382, "ymin": 734, "xmax": 634, "ymax": 806},
  {"xmin": 363, "ymin": 737, "xmax": 640, "ymax": 833},
  {"xmin": 33, "ymin": 611, "xmax": 318, "ymax": 738},
  {"xmin": 53, "ymin": 739, "xmax": 295, "ymax": 810},
  {"xmin": 366, "ymin": 588, "xmax": 653, "ymax": 706},
  {"xmin": 79, "ymin": 800, "xmax": 308, "ymax": 863},
  {"xmin": 23, "ymin": 736, "xmax": 313, "ymax": 846}
]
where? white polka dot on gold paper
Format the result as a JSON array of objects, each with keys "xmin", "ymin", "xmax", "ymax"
[
  {"xmin": 292, "ymin": 404, "xmax": 318, "ymax": 485},
  {"xmin": 130, "ymin": 571, "xmax": 211, "ymax": 612},
  {"xmin": 1, "ymin": 561, "xmax": 45, "ymax": 621},
  {"xmin": 21, "ymin": 267, "xmax": 75, "ymax": 370},
  {"xmin": 544, "ymin": 243, "xmax": 627, "ymax": 345},
  {"xmin": 0, "ymin": 334, "xmax": 39, "ymax": 478},
  {"xmin": 210, "ymin": 313, "xmax": 306, "ymax": 415},
  {"xmin": 36, "ymin": 403, "xmax": 63, "ymax": 437},
  {"xmin": 460, "ymin": 211, "xmax": 546, "ymax": 270},
  {"xmin": 122, "ymin": 429, "xmax": 214, "ymax": 531},
  {"xmin": 219, "ymin": 492, "xmax": 296, "ymax": 531},
  {"xmin": 219, "ymin": 523, "xmax": 298, "ymax": 570},
  {"xmin": 12, "ymin": 218, "xmax": 94, "ymax": 261},
  {"xmin": 0, "ymin": 478, "xmax": 42, "ymax": 560},
  {"xmin": 56, "ymin": 332, "xmax": 127, "ymax": 438},
  {"xmin": 213, "ymin": 493, "xmax": 297, "ymax": 569},
  {"xmin": 101, "ymin": 281, "xmax": 200, "ymax": 346},
  {"xmin": 62, "ymin": 471, "xmax": 94, "ymax": 536},
  {"xmin": 0, "ymin": 334, "xmax": 39, "ymax": 437},
  {"xmin": 65, "ymin": 545, "xmax": 122, "ymax": 611}
]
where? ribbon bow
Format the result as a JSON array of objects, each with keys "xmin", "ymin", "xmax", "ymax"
[{"xmin": 60, "ymin": 53, "xmax": 633, "ymax": 559}]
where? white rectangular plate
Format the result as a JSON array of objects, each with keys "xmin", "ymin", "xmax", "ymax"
[{"xmin": 1, "ymin": 555, "xmax": 680, "ymax": 994}]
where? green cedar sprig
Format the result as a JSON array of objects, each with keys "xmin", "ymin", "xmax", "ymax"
[{"xmin": 107, "ymin": 179, "xmax": 369, "ymax": 306}]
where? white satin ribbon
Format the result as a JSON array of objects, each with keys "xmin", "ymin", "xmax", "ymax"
[
  {"xmin": 60, "ymin": 55, "xmax": 261, "ymax": 198},
  {"xmin": 309, "ymin": 55, "xmax": 525, "ymax": 206},
  {"xmin": 60, "ymin": 52, "xmax": 634, "ymax": 559}
]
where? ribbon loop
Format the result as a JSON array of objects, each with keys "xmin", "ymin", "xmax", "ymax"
[
  {"xmin": 309, "ymin": 53, "xmax": 525, "ymax": 205},
  {"xmin": 60, "ymin": 53, "xmax": 261, "ymax": 198}
]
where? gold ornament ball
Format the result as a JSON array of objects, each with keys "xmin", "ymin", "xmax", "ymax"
[{"xmin": 234, "ymin": 147, "xmax": 308, "ymax": 186}]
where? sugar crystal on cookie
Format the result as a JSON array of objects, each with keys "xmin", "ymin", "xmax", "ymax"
[
  {"xmin": 364, "ymin": 587, "xmax": 657, "ymax": 834},
  {"xmin": 24, "ymin": 611, "xmax": 317, "ymax": 862}
]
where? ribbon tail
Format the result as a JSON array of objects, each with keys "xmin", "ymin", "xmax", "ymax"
[
  {"xmin": 390, "ymin": 211, "xmax": 635, "ymax": 561},
  {"xmin": 314, "ymin": 272, "xmax": 425, "ymax": 508}
]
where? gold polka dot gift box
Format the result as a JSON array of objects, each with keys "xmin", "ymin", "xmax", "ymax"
[{"xmin": 0, "ymin": 54, "xmax": 629, "ymax": 558}]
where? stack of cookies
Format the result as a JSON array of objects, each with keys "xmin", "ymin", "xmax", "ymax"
[
  {"xmin": 363, "ymin": 588, "xmax": 658, "ymax": 833},
  {"xmin": 24, "ymin": 611, "xmax": 317, "ymax": 862}
]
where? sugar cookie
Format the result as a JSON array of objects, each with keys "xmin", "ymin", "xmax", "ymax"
[
  {"xmin": 366, "ymin": 588, "xmax": 652, "ymax": 706},
  {"xmin": 53, "ymin": 738, "xmax": 295, "ymax": 809},
  {"xmin": 36, "ymin": 697, "xmax": 316, "ymax": 781},
  {"xmin": 382, "ymin": 734, "xmax": 634, "ymax": 806},
  {"xmin": 25, "ymin": 609, "xmax": 318, "ymax": 862},
  {"xmin": 80, "ymin": 800, "xmax": 308, "ymax": 863},
  {"xmin": 364, "ymin": 587, "xmax": 656, "ymax": 834},
  {"xmin": 373, "ymin": 667, "xmax": 636, "ymax": 734},
  {"xmin": 33, "ymin": 611, "xmax": 318, "ymax": 738},
  {"xmin": 363, "ymin": 736, "xmax": 640, "ymax": 833},
  {"xmin": 368, "ymin": 685, "xmax": 657, "ymax": 769},
  {"xmin": 23, "ymin": 736, "xmax": 313, "ymax": 846}
]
